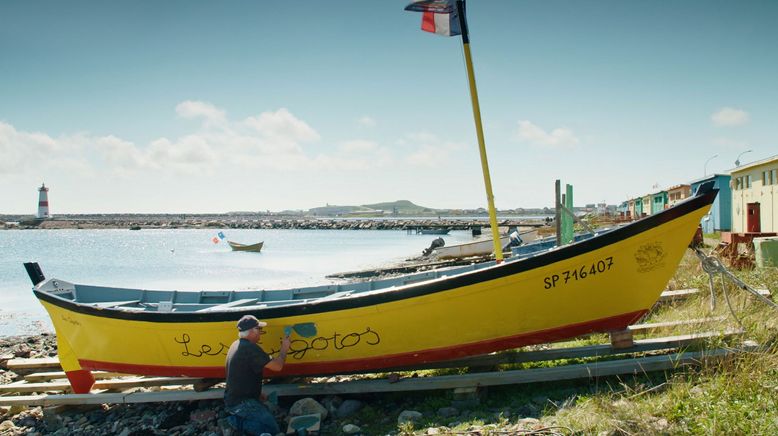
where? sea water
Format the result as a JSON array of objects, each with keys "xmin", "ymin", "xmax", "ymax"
[{"xmin": 0, "ymin": 228, "xmax": 476, "ymax": 336}]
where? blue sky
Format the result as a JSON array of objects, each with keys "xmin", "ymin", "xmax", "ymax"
[{"xmin": 1, "ymin": 0, "xmax": 776, "ymax": 213}]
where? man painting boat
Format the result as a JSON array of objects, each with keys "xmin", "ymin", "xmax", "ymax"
[{"xmin": 225, "ymin": 315, "xmax": 291, "ymax": 435}]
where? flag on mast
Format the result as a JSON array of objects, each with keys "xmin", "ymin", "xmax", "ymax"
[{"xmin": 405, "ymin": 0, "xmax": 461, "ymax": 37}]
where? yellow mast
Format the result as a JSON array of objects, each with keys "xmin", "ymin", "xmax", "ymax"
[{"xmin": 456, "ymin": 0, "xmax": 503, "ymax": 262}]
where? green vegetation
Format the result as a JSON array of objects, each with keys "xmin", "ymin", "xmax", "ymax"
[
  {"xmin": 307, "ymin": 200, "xmax": 438, "ymax": 216},
  {"xmin": 361, "ymin": 200, "xmax": 437, "ymax": 215},
  {"xmin": 331, "ymin": 237, "xmax": 778, "ymax": 434}
]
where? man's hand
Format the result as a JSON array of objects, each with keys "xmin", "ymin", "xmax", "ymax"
[
  {"xmin": 280, "ymin": 335, "xmax": 291, "ymax": 354},
  {"xmin": 265, "ymin": 334, "xmax": 292, "ymax": 372}
]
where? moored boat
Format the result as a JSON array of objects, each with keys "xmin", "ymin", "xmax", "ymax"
[
  {"xmin": 227, "ymin": 240, "xmax": 264, "ymax": 252},
  {"xmin": 432, "ymin": 229, "xmax": 537, "ymax": 259},
  {"xmin": 25, "ymin": 182, "xmax": 717, "ymax": 393},
  {"xmin": 419, "ymin": 228, "xmax": 451, "ymax": 235}
]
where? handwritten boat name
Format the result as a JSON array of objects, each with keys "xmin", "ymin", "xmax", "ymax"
[
  {"xmin": 173, "ymin": 326, "xmax": 381, "ymax": 359},
  {"xmin": 174, "ymin": 333, "xmax": 229, "ymax": 357},
  {"xmin": 279, "ymin": 327, "xmax": 381, "ymax": 360},
  {"xmin": 543, "ymin": 256, "xmax": 614, "ymax": 289}
]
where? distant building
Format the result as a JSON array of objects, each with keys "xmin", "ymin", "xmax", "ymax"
[
  {"xmin": 641, "ymin": 194, "xmax": 652, "ymax": 217},
  {"xmin": 666, "ymin": 184, "xmax": 691, "ymax": 207},
  {"xmin": 617, "ymin": 201, "xmax": 628, "ymax": 217},
  {"xmin": 36, "ymin": 183, "xmax": 50, "ymax": 219},
  {"xmin": 729, "ymin": 154, "xmax": 778, "ymax": 233},
  {"xmin": 690, "ymin": 174, "xmax": 732, "ymax": 233},
  {"xmin": 651, "ymin": 191, "xmax": 668, "ymax": 214},
  {"xmin": 629, "ymin": 198, "xmax": 639, "ymax": 219}
]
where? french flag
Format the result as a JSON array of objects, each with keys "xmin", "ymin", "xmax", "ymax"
[{"xmin": 406, "ymin": 0, "xmax": 462, "ymax": 37}]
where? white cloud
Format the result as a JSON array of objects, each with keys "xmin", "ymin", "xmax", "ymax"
[
  {"xmin": 0, "ymin": 103, "xmax": 402, "ymax": 180},
  {"xmin": 404, "ymin": 132, "xmax": 465, "ymax": 167},
  {"xmin": 339, "ymin": 139, "xmax": 378, "ymax": 153},
  {"xmin": 711, "ymin": 107, "xmax": 749, "ymax": 127},
  {"xmin": 176, "ymin": 100, "xmax": 227, "ymax": 126},
  {"xmin": 515, "ymin": 120, "xmax": 579, "ymax": 148},
  {"xmin": 357, "ymin": 116, "xmax": 376, "ymax": 127},
  {"xmin": 0, "ymin": 121, "xmax": 70, "ymax": 173},
  {"xmin": 243, "ymin": 108, "xmax": 320, "ymax": 145}
]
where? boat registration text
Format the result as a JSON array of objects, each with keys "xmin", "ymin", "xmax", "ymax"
[{"xmin": 543, "ymin": 256, "xmax": 614, "ymax": 289}]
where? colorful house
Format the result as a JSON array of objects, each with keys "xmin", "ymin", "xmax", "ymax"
[
  {"xmin": 641, "ymin": 195, "xmax": 652, "ymax": 217},
  {"xmin": 651, "ymin": 191, "xmax": 668, "ymax": 214},
  {"xmin": 627, "ymin": 198, "xmax": 636, "ymax": 219},
  {"xmin": 617, "ymin": 201, "xmax": 628, "ymax": 218},
  {"xmin": 633, "ymin": 198, "xmax": 643, "ymax": 218},
  {"xmin": 690, "ymin": 174, "xmax": 732, "ymax": 233},
  {"xmin": 666, "ymin": 184, "xmax": 691, "ymax": 207},
  {"xmin": 729, "ymin": 155, "xmax": 778, "ymax": 233}
]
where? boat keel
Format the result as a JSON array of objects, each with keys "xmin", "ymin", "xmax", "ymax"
[{"xmin": 65, "ymin": 369, "xmax": 96, "ymax": 394}]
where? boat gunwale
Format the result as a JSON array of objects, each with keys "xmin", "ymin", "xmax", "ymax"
[{"xmin": 33, "ymin": 186, "xmax": 718, "ymax": 323}]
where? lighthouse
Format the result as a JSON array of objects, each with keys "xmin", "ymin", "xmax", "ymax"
[{"xmin": 36, "ymin": 183, "xmax": 50, "ymax": 219}]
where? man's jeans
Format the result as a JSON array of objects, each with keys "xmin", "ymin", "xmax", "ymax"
[{"xmin": 226, "ymin": 399, "xmax": 280, "ymax": 436}]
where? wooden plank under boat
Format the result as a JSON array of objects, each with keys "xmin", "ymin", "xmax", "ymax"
[
  {"xmin": 227, "ymin": 240, "xmax": 264, "ymax": 252},
  {"xmin": 25, "ymin": 182, "xmax": 717, "ymax": 393}
]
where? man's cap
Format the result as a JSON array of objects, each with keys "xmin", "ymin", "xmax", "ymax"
[{"xmin": 237, "ymin": 315, "xmax": 267, "ymax": 332}]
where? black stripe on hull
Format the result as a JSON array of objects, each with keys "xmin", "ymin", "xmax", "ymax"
[{"xmin": 34, "ymin": 187, "xmax": 718, "ymax": 323}]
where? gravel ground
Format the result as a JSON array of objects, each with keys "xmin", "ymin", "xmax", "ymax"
[{"xmin": 0, "ymin": 334, "xmax": 575, "ymax": 435}]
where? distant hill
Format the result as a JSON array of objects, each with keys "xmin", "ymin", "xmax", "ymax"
[
  {"xmin": 308, "ymin": 200, "xmax": 439, "ymax": 217},
  {"xmin": 362, "ymin": 200, "xmax": 438, "ymax": 215}
]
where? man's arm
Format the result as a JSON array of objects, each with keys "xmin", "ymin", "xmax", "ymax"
[{"xmin": 264, "ymin": 335, "xmax": 291, "ymax": 372}]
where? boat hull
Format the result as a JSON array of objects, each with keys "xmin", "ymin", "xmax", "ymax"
[
  {"xmin": 33, "ymin": 187, "xmax": 716, "ymax": 392},
  {"xmin": 227, "ymin": 241, "xmax": 264, "ymax": 252},
  {"xmin": 433, "ymin": 235, "xmax": 511, "ymax": 259}
]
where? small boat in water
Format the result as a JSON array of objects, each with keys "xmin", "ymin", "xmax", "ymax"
[
  {"xmin": 227, "ymin": 240, "xmax": 264, "ymax": 252},
  {"xmin": 419, "ymin": 228, "xmax": 450, "ymax": 235},
  {"xmin": 24, "ymin": 182, "xmax": 716, "ymax": 393}
]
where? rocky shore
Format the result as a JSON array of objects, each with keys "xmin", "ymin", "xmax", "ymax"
[
  {"xmin": 1, "ymin": 217, "xmax": 548, "ymax": 232},
  {"xmin": 0, "ymin": 335, "xmax": 565, "ymax": 436}
]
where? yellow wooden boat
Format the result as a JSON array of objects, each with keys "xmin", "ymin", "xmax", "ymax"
[{"xmin": 25, "ymin": 183, "xmax": 716, "ymax": 393}]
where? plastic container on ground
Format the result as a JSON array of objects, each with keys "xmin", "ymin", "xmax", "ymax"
[{"xmin": 753, "ymin": 236, "xmax": 778, "ymax": 268}]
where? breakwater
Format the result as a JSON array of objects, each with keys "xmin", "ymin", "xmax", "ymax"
[{"xmin": 3, "ymin": 217, "xmax": 549, "ymax": 231}]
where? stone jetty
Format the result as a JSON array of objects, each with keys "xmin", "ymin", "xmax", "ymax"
[{"xmin": 2, "ymin": 216, "xmax": 548, "ymax": 231}]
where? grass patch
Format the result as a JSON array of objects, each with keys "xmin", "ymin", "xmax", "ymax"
[{"xmin": 327, "ymin": 249, "xmax": 778, "ymax": 434}]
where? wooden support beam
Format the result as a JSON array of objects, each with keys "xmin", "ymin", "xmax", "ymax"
[
  {"xmin": 609, "ymin": 329, "xmax": 634, "ymax": 349},
  {"xmin": 659, "ymin": 289, "xmax": 703, "ymax": 301},
  {"xmin": 262, "ymin": 347, "xmax": 746, "ymax": 397},
  {"xmin": 24, "ymin": 371, "xmax": 128, "ymax": 383},
  {"xmin": 0, "ymin": 376, "xmax": 203, "ymax": 394},
  {"xmin": 628, "ymin": 316, "xmax": 728, "ymax": 333},
  {"xmin": 380, "ymin": 329, "xmax": 743, "ymax": 372},
  {"xmin": 6, "ymin": 357, "xmax": 60, "ymax": 371},
  {"xmin": 0, "ymin": 345, "xmax": 753, "ymax": 406},
  {"xmin": 659, "ymin": 288, "xmax": 770, "ymax": 302}
]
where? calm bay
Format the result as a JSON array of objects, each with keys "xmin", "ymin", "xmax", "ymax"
[{"xmin": 0, "ymin": 228, "xmax": 476, "ymax": 336}]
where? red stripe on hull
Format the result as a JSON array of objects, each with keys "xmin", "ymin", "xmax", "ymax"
[{"xmin": 79, "ymin": 310, "xmax": 647, "ymax": 379}]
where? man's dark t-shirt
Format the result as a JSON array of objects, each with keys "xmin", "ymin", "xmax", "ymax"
[{"xmin": 224, "ymin": 338, "xmax": 271, "ymax": 407}]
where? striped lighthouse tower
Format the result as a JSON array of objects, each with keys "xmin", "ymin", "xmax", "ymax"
[{"xmin": 36, "ymin": 183, "xmax": 50, "ymax": 219}]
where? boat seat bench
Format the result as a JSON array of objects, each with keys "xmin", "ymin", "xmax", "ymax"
[{"xmin": 196, "ymin": 298, "xmax": 259, "ymax": 312}]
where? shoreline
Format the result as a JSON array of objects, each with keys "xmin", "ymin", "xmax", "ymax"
[{"xmin": 2, "ymin": 217, "xmax": 550, "ymax": 231}]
